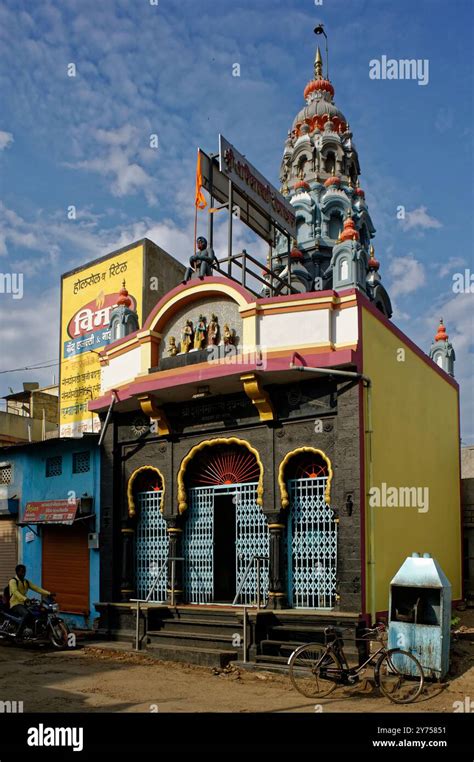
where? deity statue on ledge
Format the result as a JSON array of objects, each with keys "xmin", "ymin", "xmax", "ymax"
[
  {"xmin": 194, "ymin": 315, "xmax": 207, "ymax": 350},
  {"xmin": 181, "ymin": 320, "xmax": 194, "ymax": 353},
  {"xmin": 207, "ymin": 313, "xmax": 219, "ymax": 346},
  {"xmin": 223, "ymin": 324, "xmax": 235, "ymax": 346},
  {"xmin": 167, "ymin": 336, "xmax": 178, "ymax": 356}
]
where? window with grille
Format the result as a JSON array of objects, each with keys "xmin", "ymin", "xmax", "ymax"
[
  {"xmin": 46, "ymin": 456, "xmax": 62, "ymax": 477},
  {"xmin": 0, "ymin": 465, "xmax": 12, "ymax": 484},
  {"xmin": 73, "ymin": 451, "xmax": 90, "ymax": 474}
]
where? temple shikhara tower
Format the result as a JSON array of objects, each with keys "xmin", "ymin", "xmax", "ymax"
[
  {"xmin": 270, "ymin": 47, "xmax": 391, "ymax": 319},
  {"xmin": 86, "ymin": 41, "xmax": 462, "ymax": 666}
]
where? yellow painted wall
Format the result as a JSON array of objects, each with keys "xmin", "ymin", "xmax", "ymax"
[{"xmin": 362, "ymin": 307, "xmax": 462, "ymax": 616}]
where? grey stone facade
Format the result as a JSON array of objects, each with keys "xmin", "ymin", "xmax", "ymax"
[{"xmin": 99, "ymin": 376, "xmax": 362, "ymax": 613}]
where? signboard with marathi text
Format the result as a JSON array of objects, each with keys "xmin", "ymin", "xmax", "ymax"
[
  {"xmin": 218, "ymin": 135, "xmax": 296, "ymax": 240},
  {"xmin": 60, "ymin": 244, "xmax": 144, "ymax": 437},
  {"xmin": 22, "ymin": 499, "xmax": 79, "ymax": 525}
]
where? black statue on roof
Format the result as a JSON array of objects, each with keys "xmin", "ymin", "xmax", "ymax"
[{"xmin": 183, "ymin": 236, "xmax": 219, "ymax": 283}]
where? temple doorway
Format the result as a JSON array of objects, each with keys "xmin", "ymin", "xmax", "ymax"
[
  {"xmin": 282, "ymin": 450, "xmax": 337, "ymax": 609},
  {"xmin": 182, "ymin": 442, "xmax": 268, "ymax": 605},
  {"xmin": 213, "ymin": 494, "xmax": 236, "ymax": 602}
]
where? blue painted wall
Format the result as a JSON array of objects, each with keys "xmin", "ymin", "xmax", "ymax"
[{"xmin": 2, "ymin": 438, "xmax": 100, "ymax": 630}]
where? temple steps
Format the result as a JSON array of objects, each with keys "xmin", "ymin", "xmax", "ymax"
[
  {"xmin": 146, "ymin": 629, "xmax": 240, "ymax": 652},
  {"xmin": 145, "ymin": 642, "xmax": 237, "ymax": 668},
  {"xmin": 95, "ymin": 603, "xmax": 363, "ymax": 669}
]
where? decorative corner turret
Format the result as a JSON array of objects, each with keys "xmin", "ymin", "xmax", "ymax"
[
  {"xmin": 365, "ymin": 246, "xmax": 392, "ymax": 318},
  {"xmin": 330, "ymin": 214, "xmax": 368, "ymax": 292},
  {"xmin": 429, "ymin": 319, "xmax": 455, "ymax": 376},
  {"xmin": 109, "ymin": 280, "xmax": 140, "ymax": 342}
]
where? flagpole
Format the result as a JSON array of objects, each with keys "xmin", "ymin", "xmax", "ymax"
[{"xmin": 193, "ymin": 202, "xmax": 198, "ymax": 259}]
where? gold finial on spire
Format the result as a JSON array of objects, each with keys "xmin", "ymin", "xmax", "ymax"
[
  {"xmin": 314, "ymin": 46, "xmax": 323, "ymax": 79},
  {"xmin": 369, "ymin": 244, "xmax": 375, "ymax": 258}
]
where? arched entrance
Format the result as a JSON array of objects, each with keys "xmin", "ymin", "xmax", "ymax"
[
  {"xmin": 180, "ymin": 439, "xmax": 269, "ymax": 605},
  {"xmin": 127, "ymin": 467, "xmax": 169, "ymax": 602},
  {"xmin": 279, "ymin": 449, "xmax": 337, "ymax": 609}
]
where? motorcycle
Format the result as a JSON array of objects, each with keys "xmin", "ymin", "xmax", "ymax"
[{"xmin": 0, "ymin": 595, "xmax": 70, "ymax": 649}]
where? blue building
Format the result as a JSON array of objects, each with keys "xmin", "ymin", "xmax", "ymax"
[{"xmin": 0, "ymin": 435, "xmax": 100, "ymax": 630}]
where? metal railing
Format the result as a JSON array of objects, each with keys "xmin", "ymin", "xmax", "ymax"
[
  {"xmin": 130, "ymin": 556, "xmax": 184, "ymax": 651},
  {"xmin": 232, "ymin": 554, "xmax": 269, "ymax": 663},
  {"xmin": 232, "ymin": 554, "xmax": 268, "ymax": 608},
  {"xmin": 131, "ymin": 553, "xmax": 269, "ymax": 659},
  {"xmin": 0, "ymin": 400, "xmax": 31, "ymax": 416},
  {"xmin": 214, "ymin": 249, "xmax": 298, "ymax": 297}
]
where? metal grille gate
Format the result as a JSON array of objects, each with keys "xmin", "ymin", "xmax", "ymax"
[
  {"xmin": 287, "ymin": 477, "xmax": 337, "ymax": 608},
  {"xmin": 135, "ymin": 490, "xmax": 169, "ymax": 602},
  {"xmin": 183, "ymin": 482, "xmax": 269, "ymax": 605}
]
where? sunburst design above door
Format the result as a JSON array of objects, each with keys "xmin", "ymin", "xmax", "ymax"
[
  {"xmin": 189, "ymin": 447, "xmax": 260, "ymax": 485},
  {"xmin": 295, "ymin": 461, "xmax": 328, "ymax": 479}
]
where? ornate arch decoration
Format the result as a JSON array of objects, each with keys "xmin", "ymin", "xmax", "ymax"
[
  {"xmin": 296, "ymin": 208, "xmax": 312, "ymax": 225},
  {"xmin": 292, "ymin": 146, "xmax": 312, "ymax": 166},
  {"xmin": 127, "ymin": 465, "xmax": 165, "ymax": 518},
  {"xmin": 177, "ymin": 437, "xmax": 264, "ymax": 514},
  {"xmin": 320, "ymin": 195, "xmax": 349, "ymax": 216},
  {"xmin": 144, "ymin": 279, "xmax": 253, "ymax": 335},
  {"xmin": 278, "ymin": 447, "xmax": 333, "ymax": 509}
]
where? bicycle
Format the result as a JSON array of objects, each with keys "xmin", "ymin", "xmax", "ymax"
[{"xmin": 288, "ymin": 623, "xmax": 424, "ymax": 704}]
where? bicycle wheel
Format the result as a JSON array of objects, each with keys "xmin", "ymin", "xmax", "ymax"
[
  {"xmin": 376, "ymin": 648, "xmax": 424, "ymax": 704},
  {"xmin": 289, "ymin": 643, "xmax": 341, "ymax": 698}
]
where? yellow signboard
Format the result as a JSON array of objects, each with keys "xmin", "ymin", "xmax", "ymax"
[{"xmin": 60, "ymin": 244, "xmax": 144, "ymax": 437}]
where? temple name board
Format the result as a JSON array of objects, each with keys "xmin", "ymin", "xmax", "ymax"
[{"xmin": 219, "ymin": 135, "xmax": 296, "ymax": 239}]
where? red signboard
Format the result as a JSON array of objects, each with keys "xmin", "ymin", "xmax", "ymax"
[{"xmin": 22, "ymin": 500, "xmax": 79, "ymax": 525}]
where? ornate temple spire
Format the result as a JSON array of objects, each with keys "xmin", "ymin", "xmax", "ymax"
[
  {"xmin": 434, "ymin": 318, "xmax": 448, "ymax": 343},
  {"xmin": 429, "ymin": 318, "xmax": 455, "ymax": 376},
  {"xmin": 314, "ymin": 46, "xmax": 324, "ymax": 79},
  {"xmin": 272, "ymin": 32, "xmax": 392, "ymax": 318},
  {"xmin": 117, "ymin": 280, "xmax": 132, "ymax": 308}
]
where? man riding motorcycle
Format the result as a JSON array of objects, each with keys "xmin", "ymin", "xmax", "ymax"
[{"xmin": 7, "ymin": 564, "xmax": 53, "ymax": 637}]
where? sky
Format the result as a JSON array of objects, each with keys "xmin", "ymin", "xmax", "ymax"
[{"xmin": 0, "ymin": 0, "xmax": 473, "ymax": 442}]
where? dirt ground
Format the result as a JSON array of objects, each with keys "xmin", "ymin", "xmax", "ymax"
[{"xmin": 0, "ymin": 615, "xmax": 473, "ymax": 714}]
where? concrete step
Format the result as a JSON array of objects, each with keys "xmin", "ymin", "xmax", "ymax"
[
  {"xmin": 270, "ymin": 624, "xmax": 333, "ymax": 634},
  {"xmin": 259, "ymin": 637, "xmax": 360, "ymax": 659},
  {"xmin": 147, "ymin": 629, "xmax": 240, "ymax": 651},
  {"xmin": 150, "ymin": 617, "xmax": 244, "ymax": 636},
  {"xmin": 259, "ymin": 639, "xmax": 308, "ymax": 655},
  {"xmin": 144, "ymin": 641, "xmax": 237, "ymax": 667},
  {"xmin": 256, "ymin": 654, "xmax": 291, "ymax": 666}
]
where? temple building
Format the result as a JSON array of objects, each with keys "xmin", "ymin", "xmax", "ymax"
[{"xmin": 90, "ymin": 46, "xmax": 462, "ymax": 665}]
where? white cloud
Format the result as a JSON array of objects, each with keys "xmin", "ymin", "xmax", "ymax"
[
  {"xmin": 0, "ymin": 285, "xmax": 60, "ymax": 392},
  {"xmin": 401, "ymin": 206, "xmax": 442, "ymax": 232},
  {"xmin": 0, "ymin": 131, "xmax": 13, "ymax": 151},
  {"xmin": 64, "ymin": 126, "xmax": 158, "ymax": 205},
  {"xmin": 437, "ymin": 257, "xmax": 467, "ymax": 278},
  {"xmin": 388, "ymin": 255, "xmax": 426, "ymax": 297},
  {"xmin": 428, "ymin": 292, "xmax": 474, "ymax": 355}
]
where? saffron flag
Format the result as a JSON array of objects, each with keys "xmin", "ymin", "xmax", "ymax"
[{"xmin": 195, "ymin": 150, "xmax": 207, "ymax": 210}]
